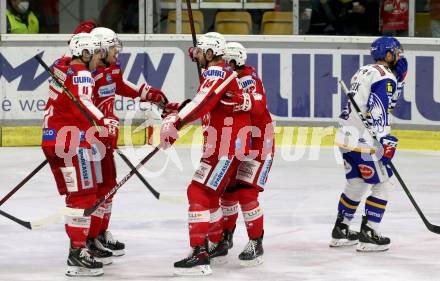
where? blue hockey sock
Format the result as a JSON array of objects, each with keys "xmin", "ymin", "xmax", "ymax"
[{"xmin": 338, "ymin": 193, "xmax": 360, "ymax": 223}]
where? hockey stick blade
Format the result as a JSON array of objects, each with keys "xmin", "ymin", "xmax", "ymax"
[
  {"xmin": 339, "ymin": 80, "xmax": 440, "ymax": 235},
  {"xmin": 0, "ymin": 207, "xmax": 82, "ymax": 230}
]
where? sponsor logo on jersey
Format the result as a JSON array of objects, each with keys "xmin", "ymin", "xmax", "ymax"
[
  {"xmin": 94, "ymin": 72, "xmax": 104, "ymax": 81},
  {"xmin": 72, "ymin": 75, "xmax": 94, "ymax": 85},
  {"xmin": 112, "ymin": 69, "xmax": 120, "ymax": 75},
  {"xmin": 105, "ymin": 73, "xmax": 112, "ymax": 83},
  {"xmin": 193, "ymin": 162, "xmax": 212, "ymax": 184},
  {"xmin": 42, "ymin": 128, "xmax": 56, "ymax": 141},
  {"xmin": 77, "ymin": 148, "xmax": 93, "ymax": 189},
  {"xmin": 66, "ymin": 67, "xmax": 75, "ymax": 76},
  {"xmin": 98, "ymin": 83, "xmax": 116, "ymax": 97},
  {"xmin": 207, "ymin": 158, "xmax": 232, "ymax": 190},
  {"xmin": 202, "ymin": 69, "xmax": 225, "ymax": 79},
  {"xmin": 240, "ymin": 78, "xmax": 256, "ymax": 89},
  {"xmin": 53, "ymin": 68, "xmax": 67, "ymax": 82},
  {"xmin": 358, "ymin": 164, "xmax": 375, "ymax": 179},
  {"xmin": 257, "ymin": 156, "xmax": 272, "ymax": 187}
]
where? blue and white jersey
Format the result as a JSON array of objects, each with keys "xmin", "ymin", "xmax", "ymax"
[{"xmin": 335, "ymin": 64, "xmax": 398, "ymax": 153}]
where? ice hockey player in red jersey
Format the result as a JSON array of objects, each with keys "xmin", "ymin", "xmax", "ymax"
[
  {"xmin": 41, "ymin": 33, "xmax": 114, "ymax": 277},
  {"xmin": 214, "ymin": 42, "xmax": 274, "ymax": 266},
  {"xmin": 160, "ymin": 32, "xmax": 253, "ymax": 276},
  {"xmin": 85, "ymin": 27, "xmax": 168, "ymax": 260}
]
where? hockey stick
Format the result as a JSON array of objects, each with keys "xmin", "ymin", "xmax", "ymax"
[
  {"xmin": 115, "ymin": 148, "xmax": 185, "ymax": 204},
  {"xmin": 0, "ymin": 207, "xmax": 83, "ymax": 230},
  {"xmin": 186, "ymin": 0, "xmax": 201, "ymax": 77},
  {"xmin": 339, "ymin": 80, "xmax": 440, "ymax": 234},
  {"xmin": 0, "ymin": 66, "xmax": 236, "ymax": 229},
  {"xmin": 0, "ymin": 159, "xmax": 48, "ymax": 206}
]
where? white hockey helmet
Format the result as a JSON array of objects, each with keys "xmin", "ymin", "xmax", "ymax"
[
  {"xmin": 90, "ymin": 27, "xmax": 122, "ymax": 51},
  {"xmin": 197, "ymin": 32, "xmax": 226, "ymax": 57},
  {"xmin": 224, "ymin": 42, "xmax": 247, "ymax": 67},
  {"xmin": 69, "ymin": 33, "xmax": 97, "ymax": 57}
]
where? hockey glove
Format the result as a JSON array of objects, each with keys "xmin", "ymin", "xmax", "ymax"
[
  {"xmin": 220, "ymin": 90, "xmax": 252, "ymax": 112},
  {"xmin": 160, "ymin": 113, "xmax": 180, "ymax": 149},
  {"xmin": 188, "ymin": 47, "xmax": 200, "ymax": 62},
  {"xmin": 139, "ymin": 83, "xmax": 168, "ymax": 108},
  {"xmin": 379, "ymin": 135, "xmax": 398, "ymax": 165},
  {"xmin": 394, "ymin": 57, "xmax": 408, "ymax": 83},
  {"xmin": 161, "ymin": 99, "xmax": 192, "ymax": 118},
  {"xmin": 102, "ymin": 117, "xmax": 119, "ymax": 148}
]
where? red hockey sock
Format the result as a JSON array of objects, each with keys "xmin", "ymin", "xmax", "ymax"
[
  {"xmin": 221, "ymin": 191, "xmax": 239, "ymax": 232},
  {"xmin": 187, "ymin": 183, "xmax": 210, "ymax": 247},
  {"xmin": 208, "ymin": 194, "xmax": 223, "ymax": 243},
  {"xmin": 88, "ymin": 205, "xmax": 105, "ymax": 239},
  {"xmin": 99, "ymin": 201, "xmax": 112, "ymax": 234},
  {"xmin": 238, "ymin": 188, "xmax": 264, "ymax": 240},
  {"xmin": 66, "ymin": 193, "xmax": 95, "ymax": 248}
]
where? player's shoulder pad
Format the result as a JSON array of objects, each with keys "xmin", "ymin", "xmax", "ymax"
[{"xmin": 366, "ymin": 64, "xmax": 396, "ymax": 85}]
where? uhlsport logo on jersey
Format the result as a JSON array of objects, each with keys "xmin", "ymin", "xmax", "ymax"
[
  {"xmin": 72, "ymin": 75, "xmax": 94, "ymax": 85},
  {"xmin": 202, "ymin": 68, "xmax": 225, "ymax": 79},
  {"xmin": 77, "ymin": 148, "xmax": 93, "ymax": 189}
]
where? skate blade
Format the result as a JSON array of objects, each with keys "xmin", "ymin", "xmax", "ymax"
[
  {"xmin": 111, "ymin": 249, "xmax": 125, "ymax": 257},
  {"xmin": 329, "ymin": 238, "xmax": 359, "ymax": 247},
  {"xmin": 173, "ymin": 265, "xmax": 213, "ymax": 276},
  {"xmin": 65, "ymin": 266, "xmax": 104, "ymax": 277},
  {"xmin": 94, "ymin": 256, "xmax": 113, "ymax": 265},
  {"xmin": 356, "ymin": 242, "xmax": 390, "ymax": 252},
  {"xmin": 211, "ymin": 255, "xmax": 228, "ymax": 265},
  {"xmin": 239, "ymin": 255, "xmax": 263, "ymax": 267}
]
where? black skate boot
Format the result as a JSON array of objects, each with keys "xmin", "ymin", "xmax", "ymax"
[
  {"xmin": 65, "ymin": 247, "xmax": 104, "ymax": 277},
  {"xmin": 174, "ymin": 246, "xmax": 212, "ymax": 276},
  {"xmin": 238, "ymin": 234, "xmax": 264, "ymax": 267},
  {"xmin": 208, "ymin": 239, "xmax": 229, "ymax": 265},
  {"xmin": 98, "ymin": 231, "xmax": 125, "ymax": 257},
  {"xmin": 224, "ymin": 227, "xmax": 235, "ymax": 249},
  {"xmin": 329, "ymin": 213, "xmax": 359, "ymax": 247},
  {"xmin": 86, "ymin": 238, "xmax": 113, "ymax": 265},
  {"xmin": 357, "ymin": 216, "xmax": 391, "ymax": 252}
]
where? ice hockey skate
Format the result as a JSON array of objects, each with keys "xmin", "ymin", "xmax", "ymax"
[
  {"xmin": 239, "ymin": 236, "xmax": 264, "ymax": 267},
  {"xmin": 357, "ymin": 216, "xmax": 391, "ymax": 252},
  {"xmin": 174, "ymin": 246, "xmax": 212, "ymax": 276},
  {"xmin": 65, "ymin": 247, "xmax": 104, "ymax": 277},
  {"xmin": 86, "ymin": 238, "xmax": 113, "ymax": 265},
  {"xmin": 97, "ymin": 231, "xmax": 125, "ymax": 257},
  {"xmin": 208, "ymin": 239, "xmax": 229, "ymax": 265},
  {"xmin": 330, "ymin": 213, "xmax": 359, "ymax": 247}
]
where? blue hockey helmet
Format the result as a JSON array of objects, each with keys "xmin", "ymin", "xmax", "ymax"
[{"xmin": 370, "ymin": 36, "xmax": 401, "ymax": 61}]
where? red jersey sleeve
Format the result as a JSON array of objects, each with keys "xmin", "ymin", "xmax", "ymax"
[
  {"xmin": 177, "ymin": 66, "xmax": 238, "ymax": 125},
  {"xmin": 111, "ymin": 64, "xmax": 141, "ymax": 99}
]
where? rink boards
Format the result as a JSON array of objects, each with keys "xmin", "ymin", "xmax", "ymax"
[{"xmin": 0, "ymin": 35, "xmax": 439, "ymax": 149}]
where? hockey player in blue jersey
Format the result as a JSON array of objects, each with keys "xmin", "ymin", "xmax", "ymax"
[{"xmin": 330, "ymin": 36, "xmax": 408, "ymax": 252}]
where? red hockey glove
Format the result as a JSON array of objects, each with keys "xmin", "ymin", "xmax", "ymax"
[
  {"xmin": 379, "ymin": 135, "xmax": 398, "ymax": 165},
  {"xmin": 160, "ymin": 113, "xmax": 180, "ymax": 149},
  {"xmin": 161, "ymin": 102, "xmax": 180, "ymax": 118},
  {"xmin": 139, "ymin": 83, "xmax": 168, "ymax": 107},
  {"xmin": 221, "ymin": 90, "xmax": 252, "ymax": 112},
  {"xmin": 102, "ymin": 117, "xmax": 119, "ymax": 148},
  {"xmin": 188, "ymin": 47, "xmax": 200, "ymax": 62}
]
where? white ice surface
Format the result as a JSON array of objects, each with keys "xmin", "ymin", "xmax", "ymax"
[{"xmin": 0, "ymin": 146, "xmax": 439, "ymax": 281}]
